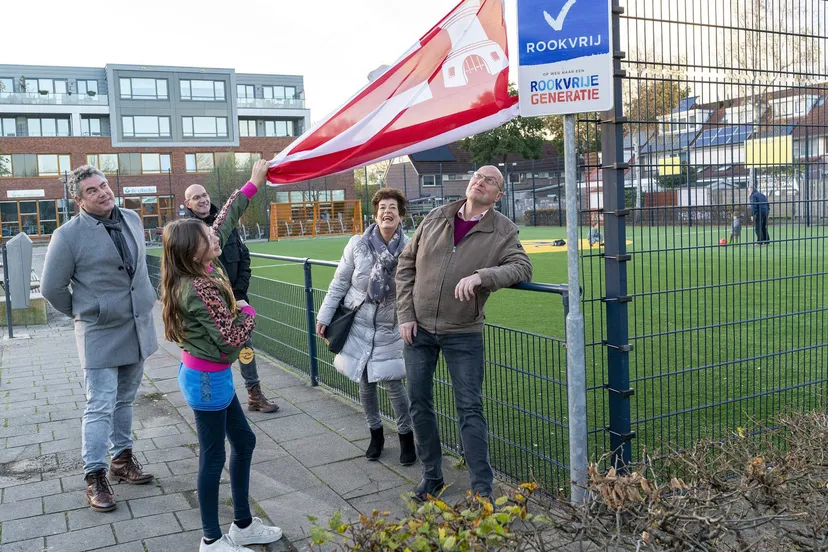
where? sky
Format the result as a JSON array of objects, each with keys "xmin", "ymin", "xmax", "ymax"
[
  {"xmin": 5, "ymin": 0, "xmax": 823, "ymax": 124},
  {"xmin": 2, "ymin": 0, "xmax": 521, "ymax": 124}
]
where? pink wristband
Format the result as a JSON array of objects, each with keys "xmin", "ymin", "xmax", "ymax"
[{"xmin": 241, "ymin": 181, "xmax": 258, "ymax": 199}]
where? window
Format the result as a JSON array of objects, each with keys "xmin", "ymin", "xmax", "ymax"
[
  {"xmin": 140, "ymin": 153, "xmax": 171, "ymax": 174},
  {"xmin": 770, "ymin": 95, "xmax": 819, "ymax": 119},
  {"xmin": 182, "ymin": 116, "xmax": 228, "ymax": 138},
  {"xmin": 0, "ymin": 78, "xmax": 12, "ymax": 94},
  {"xmin": 237, "ymin": 84, "xmax": 255, "ymax": 99},
  {"xmin": 180, "ymin": 79, "xmax": 226, "ymax": 101},
  {"xmin": 1, "ymin": 202, "xmax": 20, "ymax": 236},
  {"xmin": 36, "ymin": 154, "xmax": 72, "ymax": 176},
  {"xmin": 239, "ymin": 119, "xmax": 257, "ymax": 137},
  {"xmin": 11, "ymin": 154, "xmax": 37, "ymax": 177},
  {"xmin": 119, "ymin": 77, "xmax": 168, "ymax": 100},
  {"xmin": 422, "ymin": 175, "xmax": 438, "ymax": 187},
  {"xmin": 118, "ymin": 153, "xmax": 141, "ymax": 176},
  {"xmin": 122, "ymin": 116, "xmax": 171, "ymax": 138},
  {"xmin": 76, "ymin": 80, "xmax": 98, "ymax": 95},
  {"xmin": 234, "ymin": 152, "xmax": 260, "ymax": 167},
  {"xmin": 262, "ymin": 85, "xmax": 297, "ymax": 100},
  {"xmin": 24, "ymin": 78, "xmax": 67, "ymax": 94},
  {"xmin": 0, "ymin": 155, "xmax": 10, "ymax": 176},
  {"xmin": 0, "ymin": 118, "xmax": 15, "ymax": 136},
  {"xmin": 87, "ymin": 154, "xmax": 119, "ymax": 173},
  {"xmin": 81, "ymin": 118, "xmax": 102, "ymax": 136},
  {"xmin": 264, "ymin": 120, "xmax": 292, "ymax": 137},
  {"xmin": 27, "ymin": 118, "xmax": 70, "ymax": 137},
  {"xmin": 184, "ymin": 153, "xmax": 215, "ymax": 173}
]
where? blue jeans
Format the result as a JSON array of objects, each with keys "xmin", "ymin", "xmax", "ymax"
[
  {"xmin": 404, "ymin": 328, "xmax": 492, "ymax": 495},
  {"xmin": 193, "ymin": 395, "xmax": 256, "ymax": 540},
  {"xmin": 238, "ymin": 337, "xmax": 260, "ymax": 390},
  {"xmin": 82, "ymin": 362, "xmax": 144, "ymax": 475}
]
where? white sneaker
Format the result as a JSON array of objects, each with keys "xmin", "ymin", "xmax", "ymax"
[
  {"xmin": 228, "ymin": 517, "xmax": 283, "ymax": 545},
  {"xmin": 199, "ymin": 535, "xmax": 255, "ymax": 552}
]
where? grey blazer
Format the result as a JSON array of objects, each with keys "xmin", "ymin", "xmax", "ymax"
[{"xmin": 41, "ymin": 209, "xmax": 159, "ymax": 369}]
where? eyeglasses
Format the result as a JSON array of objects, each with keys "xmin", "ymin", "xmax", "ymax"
[
  {"xmin": 471, "ymin": 171, "xmax": 502, "ymax": 191},
  {"xmin": 187, "ymin": 192, "xmax": 210, "ymax": 202}
]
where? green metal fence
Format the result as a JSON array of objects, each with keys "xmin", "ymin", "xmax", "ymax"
[{"xmin": 146, "ymin": 253, "xmax": 573, "ymax": 495}]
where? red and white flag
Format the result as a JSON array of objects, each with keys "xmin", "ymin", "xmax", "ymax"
[{"xmin": 266, "ymin": 0, "xmax": 518, "ymax": 185}]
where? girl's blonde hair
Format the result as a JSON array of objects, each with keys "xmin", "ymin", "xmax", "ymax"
[{"xmin": 161, "ymin": 218, "xmax": 237, "ymax": 343}]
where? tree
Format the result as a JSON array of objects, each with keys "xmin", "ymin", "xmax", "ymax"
[
  {"xmin": 459, "ymin": 115, "xmax": 545, "ymax": 165},
  {"xmin": 459, "ymin": 84, "xmax": 545, "ymax": 165},
  {"xmin": 721, "ymin": 0, "xmax": 822, "ymax": 89},
  {"xmin": 544, "ymin": 112, "xmax": 601, "ymax": 155},
  {"xmin": 202, "ymin": 154, "xmax": 269, "ymax": 232}
]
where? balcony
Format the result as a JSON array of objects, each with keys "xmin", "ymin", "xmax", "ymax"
[
  {"xmin": 0, "ymin": 92, "xmax": 109, "ymax": 106},
  {"xmin": 237, "ymin": 97, "xmax": 305, "ymax": 109}
]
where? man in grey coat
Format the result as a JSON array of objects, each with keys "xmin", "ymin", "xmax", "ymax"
[{"xmin": 42, "ymin": 165, "xmax": 158, "ymax": 513}]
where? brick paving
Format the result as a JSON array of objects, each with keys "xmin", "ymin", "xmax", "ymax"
[{"xmin": 0, "ymin": 296, "xmax": 479, "ymax": 551}]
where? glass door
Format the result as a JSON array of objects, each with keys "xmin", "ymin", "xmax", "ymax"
[
  {"xmin": 19, "ymin": 201, "xmax": 38, "ymax": 236},
  {"xmin": 159, "ymin": 195, "xmax": 174, "ymax": 225},
  {"xmin": 39, "ymin": 200, "xmax": 58, "ymax": 235},
  {"xmin": 141, "ymin": 196, "xmax": 159, "ymax": 228}
]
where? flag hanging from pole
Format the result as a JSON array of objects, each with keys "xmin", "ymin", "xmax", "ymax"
[{"xmin": 266, "ymin": 0, "xmax": 518, "ymax": 185}]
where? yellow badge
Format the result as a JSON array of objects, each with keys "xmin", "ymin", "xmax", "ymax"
[{"xmin": 239, "ymin": 347, "xmax": 255, "ymax": 363}]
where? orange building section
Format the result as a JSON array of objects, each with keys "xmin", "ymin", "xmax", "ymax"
[{"xmin": 269, "ymin": 200, "xmax": 363, "ymax": 240}]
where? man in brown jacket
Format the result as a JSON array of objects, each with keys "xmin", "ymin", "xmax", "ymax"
[{"xmin": 396, "ymin": 165, "xmax": 533, "ymax": 501}]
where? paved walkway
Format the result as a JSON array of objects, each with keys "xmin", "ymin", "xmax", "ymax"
[{"xmin": 0, "ymin": 304, "xmax": 479, "ymax": 552}]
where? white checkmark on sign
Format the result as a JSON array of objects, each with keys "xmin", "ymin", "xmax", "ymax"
[{"xmin": 543, "ymin": 0, "xmax": 577, "ymax": 31}]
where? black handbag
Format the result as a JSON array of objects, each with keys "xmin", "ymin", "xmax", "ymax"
[{"xmin": 325, "ymin": 299, "xmax": 365, "ymax": 354}]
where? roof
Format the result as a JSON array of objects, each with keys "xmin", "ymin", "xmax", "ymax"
[
  {"xmin": 409, "ymin": 145, "xmax": 456, "ymax": 162},
  {"xmin": 641, "ymin": 132, "xmax": 698, "ymax": 154},
  {"xmin": 695, "ymin": 124, "xmax": 753, "ymax": 148},
  {"xmin": 408, "ymin": 141, "xmax": 564, "ymax": 175},
  {"xmin": 673, "ymin": 97, "xmax": 698, "ymax": 113}
]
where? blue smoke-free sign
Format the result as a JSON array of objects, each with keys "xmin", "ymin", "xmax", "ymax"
[{"xmin": 517, "ymin": 0, "xmax": 614, "ymax": 115}]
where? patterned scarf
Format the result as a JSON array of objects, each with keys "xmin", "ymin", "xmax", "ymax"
[
  {"xmin": 88, "ymin": 207, "xmax": 135, "ymax": 279},
  {"xmin": 364, "ymin": 223, "xmax": 405, "ymax": 304}
]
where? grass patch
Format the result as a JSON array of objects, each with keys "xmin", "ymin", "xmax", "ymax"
[{"xmin": 149, "ymin": 222, "xmax": 828, "ymax": 494}]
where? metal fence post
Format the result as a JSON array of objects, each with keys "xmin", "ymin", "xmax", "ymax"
[
  {"xmin": 601, "ymin": 0, "xmax": 634, "ymax": 469},
  {"xmin": 303, "ymin": 260, "xmax": 320, "ymax": 386},
  {"xmin": 805, "ymin": 127, "xmax": 810, "ymax": 227},
  {"xmin": 564, "ymin": 115, "xmax": 588, "ymax": 503}
]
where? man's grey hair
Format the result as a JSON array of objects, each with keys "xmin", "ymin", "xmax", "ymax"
[{"xmin": 67, "ymin": 165, "xmax": 106, "ymax": 198}]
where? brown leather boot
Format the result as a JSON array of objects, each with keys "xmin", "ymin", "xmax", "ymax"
[
  {"xmin": 84, "ymin": 469, "xmax": 116, "ymax": 512},
  {"xmin": 109, "ymin": 449, "xmax": 154, "ymax": 485},
  {"xmin": 248, "ymin": 384, "xmax": 280, "ymax": 413}
]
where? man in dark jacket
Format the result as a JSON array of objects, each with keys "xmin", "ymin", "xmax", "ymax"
[
  {"xmin": 749, "ymin": 186, "xmax": 771, "ymax": 245},
  {"xmin": 185, "ymin": 184, "xmax": 279, "ymax": 413}
]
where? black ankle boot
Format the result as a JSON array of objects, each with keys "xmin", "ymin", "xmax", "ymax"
[
  {"xmin": 413, "ymin": 478, "xmax": 446, "ymax": 501},
  {"xmin": 365, "ymin": 427, "xmax": 384, "ymax": 461},
  {"xmin": 399, "ymin": 432, "xmax": 417, "ymax": 466}
]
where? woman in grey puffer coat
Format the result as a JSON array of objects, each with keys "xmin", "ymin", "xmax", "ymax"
[{"xmin": 316, "ymin": 189, "xmax": 416, "ymax": 466}]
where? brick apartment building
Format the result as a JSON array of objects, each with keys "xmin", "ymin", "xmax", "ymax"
[{"xmin": 0, "ymin": 63, "xmax": 353, "ymax": 240}]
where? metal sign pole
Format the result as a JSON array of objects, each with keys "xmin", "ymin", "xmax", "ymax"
[
  {"xmin": 563, "ymin": 114, "xmax": 587, "ymax": 503},
  {"xmin": 2, "ymin": 243, "xmax": 13, "ymax": 339}
]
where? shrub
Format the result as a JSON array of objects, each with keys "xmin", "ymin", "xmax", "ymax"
[{"xmin": 307, "ymin": 483, "xmax": 550, "ymax": 551}]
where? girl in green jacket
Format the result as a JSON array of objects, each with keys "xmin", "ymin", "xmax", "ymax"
[{"xmin": 160, "ymin": 160, "xmax": 282, "ymax": 552}]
